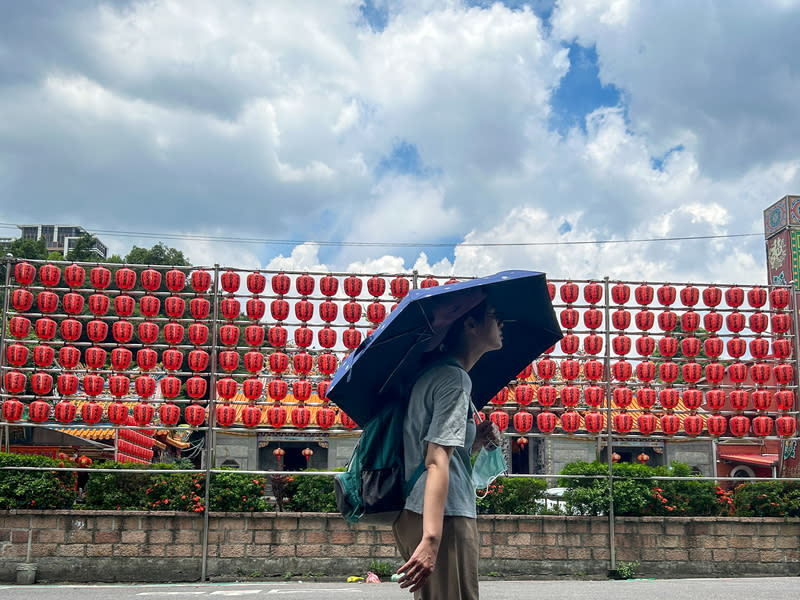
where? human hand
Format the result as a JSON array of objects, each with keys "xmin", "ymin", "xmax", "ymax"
[
  {"xmin": 475, "ymin": 418, "xmax": 501, "ymax": 451},
  {"xmin": 397, "ymin": 537, "xmax": 438, "ymax": 593}
]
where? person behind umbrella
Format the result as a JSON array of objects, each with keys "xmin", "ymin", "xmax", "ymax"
[{"xmin": 393, "ymin": 300, "xmax": 503, "ymax": 599}]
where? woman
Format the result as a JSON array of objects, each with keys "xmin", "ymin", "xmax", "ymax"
[{"xmin": 392, "ymin": 300, "xmax": 503, "ymax": 599}]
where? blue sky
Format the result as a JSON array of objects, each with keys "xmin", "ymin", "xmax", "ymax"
[{"xmin": 1, "ymin": 0, "xmax": 799, "ymax": 284}]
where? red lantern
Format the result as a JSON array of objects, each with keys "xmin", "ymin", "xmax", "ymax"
[
  {"xmin": 703, "ymin": 413, "xmax": 725, "ymax": 437},
  {"xmin": 612, "ymin": 335, "xmax": 631, "ymax": 356},
  {"xmin": 775, "ymin": 363, "xmax": 795, "ymax": 385},
  {"xmin": 293, "ymin": 352, "xmax": 313, "ymax": 375},
  {"xmin": 218, "ymin": 324, "xmax": 238, "ymax": 347},
  {"xmin": 560, "ymin": 385, "xmax": 580, "ymax": 407},
  {"xmin": 4, "ymin": 370, "xmax": 26, "ymax": 395},
  {"xmin": 165, "ymin": 269, "xmax": 186, "ymax": 292},
  {"xmin": 681, "ymin": 388, "xmax": 702, "ymax": 410},
  {"xmin": 583, "ymin": 308, "xmax": 603, "ymax": 329},
  {"xmin": 218, "ymin": 350, "xmax": 239, "ymax": 372},
  {"xmin": 136, "ymin": 268, "xmax": 160, "ymax": 292},
  {"xmin": 420, "ymin": 276, "xmax": 439, "ymax": 289},
  {"xmin": 772, "ymin": 313, "xmax": 791, "ymax": 334},
  {"xmin": 316, "ymin": 406, "xmax": 336, "ymax": 429},
  {"xmin": 294, "ymin": 325, "xmax": 313, "ymax": 348},
  {"xmin": 115, "ymin": 267, "xmax": 136, "ymax": 291},
  {"xmin": 88, "ymin": 265, "xmax": 110, "ymax": 289},
  {"xmin": 611, "ymin": 282, "xmax": 630, "ymax": 305},
  {"xmin": 35, "ymin": 317, "xmax": 57, "ymax": 341},
  {"xmin": 777, "ymin": 416, "xmax": 797, "ymax": 438},
  {"xmin": 296, "ymin": 273, "xmax": 315, "ymax": 296},
  {"xmin": 139, "ymin": 295, "xmax": 160, "ymax": 318},
  {"xmin": 723, "ymin": 313, "xmax": 745, "ymax": 336},
  {"xmin": 682, "ymin": 362, "xmax": 702, "ymax": 384},
  {"xmin": 8, "ymin": 316, "xmax": 31, "ymax": 339},
  {"xmin": 770, "ymin": 287, "xmax": 791, "ymax": 309},
  {"xmin": 632, "ymin": 309, "xmax": 654, "ymax": 331},
  {"xmin": 245, "ymin": 298, "xmax": 265, "ymax": 322},
  {"xmin": 160, "ymin": 348, "xmax": 182, "ymax": 372},
  {"xmin": 84, "ymin": 345, "xmax": 106, "ymax": 370},
  {"xmin": 660, "ymin": 414, "xmax": 680, "ymax": 435},
  {"xmin": 366, "ymin": 275, "xmax": 386, "ymax": 297},
  {"xmin": 631, "ymin": 283, "xmax": 653, "ymax": 305},
  {"xmin": 584, "ymin": 385, "xmax": 604, "ymax": 407},
  {"xmin": 775, "ymin": 390, "xmax": 795, "ymax": 411},
  {"xmin": 729, "ymin": 389, "xmax": 749, "ymax": 410},
  {"xmin": 269, "ymin": 352, "xmax": 289, "ymax": 374},
  {"xmin": 318, "ymin": 353, "xmax": 338, "ymax": 375},
  {"xmin": 185, "ymin": 403, "xmax": 206, "ymax": 426},
  {"xmin": 752, "ymin": 389, "xmax": 772, "ymax": 411},
  {"xmin": 220, "ymin": 271, "xmax": 239, "ymax": 294},
  {"xmin": 560, "ymin": 410, "xmax": 581, "ymax": 433},
  {"xmin": 216, "ymin": 403, "xmax": 236, "ymax": 427},
  {"xmin": 316, "ymin": 326, "xmax": 336, "ymax": 349},
  {"xmin": 702, "ymin": 311, "xmax": 723, "ymax": 333},
  {"xmin": 78, "ymin": 400, "xmax": 102, "ymax": 424},
  {"xmin": 112, "ymin": 320, "xmax": 133, "ymax": 344},
  {"xmin": 14, "ymin": 261, "xmax": 36, "ymax": 286},
  {"xmin": 638, "ymin": 387, "xmax": 657, "ymax": 409},
  {"xmin": 241, "ymin": 405, "xmax": 262, "ymax": 428},
  {"xmin": 315, "ymin": 274, "xmax": 337, "ymax": 297},
  {"xmin": 187, "ymin": 298, "xmax": 209, "ymax": 322},
  {"xmin": 132, "ymin": 349, "xmax": 156, "ymax": 373},
  {"xmin": 659, "ymin": 387, "xmax": 680, "ymax": 409},
  {"xmin": 158, "ymin": 402, "xmax": 181, "ymax": 426},
  {"xmin": 635, "ymin": 336, "xmax": 655, "ymax": 356},
  {"xmin": 490, "ymin": 410, "xmax": 509, "ymax": 432},
  {"xmin": 658, "ymin": 336, "xmax": 678, "ymax": 357},
  {"xmin": 221, "ymin": 297, "xmax": 240, "ymax": 320},
  {"xmin": 338, "ymin": 275, "xmax": 362, "ymax": 298},
  {"xmin": 6, "ymin": 343, "xmax": 28, "ymax": 367},
  {"xmin": 585, "ymin": 360, "xmax": 604, "ymax": 381},
  {"xmin": 727, "ymin": 337, "xmax": 746, "ymax": 359},
  {"xmin": 656, "ymin": 284, "xmax": 675, "ymax": 306},
  {"xmin": 265, "ymin": 325, "xmax": 286, "ymax": 348},
  {"xmin": 583, "ymin": 281, "xmax": 603, "ymax": 304},
  {"xmin": 773, "ymin": 339, "xmax": 792, "ymax": 359},
  {"xmin": 56, "ymin": 345, "xmax": 79, "ymax": 371},
  {"xmin": 613, "ymin": 386, "xmax": 633, "ymax": 408},
  {"xmin": 109, "ymin": 347, "xmax": 131, "ymax": 371},
  {"xmin": 160, "ymin": 375, "xmax": 181, "ymax": 399},
  {"xmin": 703, "ymin": 389, "xmax": 725, "ymax": 411},
  {"xmin": 291, "ymin": 406, "xmax": 311, "ymax": 429},
  {"xmin": 270, "ymin": 299, "xmax": 289, "ymax": 322},
  {"xmin": 728, "ymin": 362, "xmax": 747, "ymax": 384},
  {"xmin": 657, "ymin": 311, "xmax": 677, "ymax": 332},
  {"xmin": 659, "ymin": 361, "xmax": 679, "ymax": 383},
  {"xmin": 106, "ymin": 401, "xmax": 128, "ymax": 425},
  {"xmin": 317, "ymin": 380, "xmax": 331, "ymax": 401},
  {"xmin": 10, "ymin": 288, "xmax": 33, "ymax": 312},
  {"xmin": 85, "ymin": 293, "xmax": 109, "ymax": 317},
  {"xmin": 216, "ymin": 377, "xmax": 237, "ymax": 400},
  {"xmin": 536, "ymin": 411, "xmax": 557, "ymax": 434},
  {"xmin": 390, "ymin": 276, "xmax": 410, "ymax": 299},
  {"xmin": 613, "ymin": 412, "xmax": 633, "ymax": 435},
  {"xmin": 133, "ymin": 402, "xmax": 154, "ymax": 426},
  {"xmin": 725, "ymin": 286, "xmax": 744, "ymax": 308},
  {"xmin": 55, "ymin": 292, "xmax": 83, "ymax": 317},
  {"xmin": 28, "ymin": 399, "xmax": 51, "ymax": 423},
  {"xmin": 729, "ymin": 415, "xmax": 750, "ymax": 437},
  {"xmin": 135, "ymin": 375, "xmax": 156, "ymax": 399},
  {"xmin": 112, "ymin": 294, "xmax": 133, "ymax": 318},
  {"xmin": 750, "ymin": 363, "xmax": 772, "ymax": 385},
  {"xmin": 108, "ymin": 374, "xmax": 130, "ymax": 398},
  {"xmin": 191, "ymin": 270, "xmax": 211, "ymax": 293},
  {"xmin": 35, "ymin": 290, "xmax": 58, "ymax": 314},
  {"xmin": 635, "ymin": 361, "xmax": 655, "ymax": 382},
  {"xmin": 704, "ymin": 336, "xmax": 723, "ymax": 358},
  {"xmin": 560, "ymin": 334, "xmax": 579, "ymax": 355},
  {"xmin": 268, "ymin": 378, "xmax": 288, "ymax": 401},
  {"xmin": 491, "ymin": 387, "xmax": 509, "ymax": 405},
  {"xmin": 512, "ymin": 411, "xmax": 533, "ymax": 434},
  {"xmin": 638, "ymin": 412, "xmax": 658, "ymax": 435},
  {"xmin": 560, "ymin": 281, "xmax": 579, "ymax": 303},
  {"xmin": 584, "ymin": 334, "xmax": 603, "ymax": 355},
  {"xmin": 537, "ymin": 385, "xmax": 557, "ymax": 407},
  {"xmin": 561, "ymin": 359, "xmax": 580, "ymax": 381},
  {"xmin": 160, "ymin": 295, "xmax": 185, "ymax": 319},
  {"xmin": 342, "ymin": 327, "xmax": 362, "ymax": 350},
  {"xmin": 295, "ymin": 298, "xmax": 314, "ymax": 322},
  {"xmin": 748, "ymin": 286, "xmax": 767, "ymax": 308},
  {"xmin": 38, "ymin": 263, "xmax": 60, "ymax": 287},
  {"xmin": 749, "ymin": 312, "xmax": 768, "ymax": 334},
  {"xmin": 367, "ymin": 301, "xmax": 386, "ymax": 324},
  {"xmin": 52, "ymin": 398, "xmax": 76, "ymax": 424},
  {"xmin": 681, "ymin": 311, "xmax": 700, "ymax": 332},
  {"xmin": 511, "ymin": 383, "xmax": 533, "ymax": 406},
  {"xmin": 162, "ymin": 322, "xmax": 183, "ymax": 345},
  {"xmin": 2, "ymin": 398, "xmax": 24, "ymax": 422},
  {"xmin": 584, "ymin": 411, "xmax": 605, "ymax": 434},
  {"xmin": 243, "ymin": 378, "xmax": 263, "ymax": 401},
  {"xmin": 188, "ymin": 323, "xmax": 208, "ymax": 346},
  {"xmin": 536, "ymin": 358, "xmax": 555, "ymax": 380},
  {"xmin": 267, "ymin": 405, "xmax": 287, "ymax": 428},
  {"xmin": 560, "ymin": 308, "xmax": 579, "ymax": 330},
  {"xmin": 242, "ymin": 325, "xmax": 264, "ymax": 348}
]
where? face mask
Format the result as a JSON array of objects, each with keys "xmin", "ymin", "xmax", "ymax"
[{"xmin": 472, "ymin": 446, "xmax": 507, "ymax": 497}]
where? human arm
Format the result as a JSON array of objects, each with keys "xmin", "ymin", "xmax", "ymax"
[{"xmin": 397, "ymin": 441, "xmax": 454, "ymax": 593}]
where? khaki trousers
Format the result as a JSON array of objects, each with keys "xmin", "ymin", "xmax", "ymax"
[{"xmin": 392, "ymin": 509, "xmax": 480, "ymax": 600}]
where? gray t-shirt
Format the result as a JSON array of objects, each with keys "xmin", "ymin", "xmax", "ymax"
[{"xmin": 403, "ymin": 360, "xmax": 477, "ymax": 518}]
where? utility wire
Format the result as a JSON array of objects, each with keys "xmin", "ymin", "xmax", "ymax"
[{"xmin": 0, "ymin": 222, "xmax": 762, "ymax": 249}]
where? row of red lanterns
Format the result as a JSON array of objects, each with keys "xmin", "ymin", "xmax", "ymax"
[
  {"xmin": 491, "ymin": 384, "xmax": 797, "ymax": 411},
  {"xmin": 486, "ymin": 408, "xmax": 798, "ymax": 438},
  {"xmin": 551, "ymin": 281, "xmax": 791, "ymax": 310},
  {"xmin": 554, "ymin": 307, "xmax": 792, "ymax": 335}
]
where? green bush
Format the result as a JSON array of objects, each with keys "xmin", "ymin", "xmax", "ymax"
[
  {"xmin": 209, "ymin": 471, "xmax": 268, "ymax": 512},
  {"xmin": 0, "ymin": 452, "xmax": 77, "ymax": 509},
  {"xmin": 83, "ymin": 461, "xmax": 154, "ymax": 510},
  {"xmin": 476, "ymin": 477, "xmax": 548, "ymax": 515},
  {"xmin": 283, "ymin": 470, "xmax": 337, "ymax": 513},
  {"xmin": 732, "ymin": 481, "xmax": 800, "ymax": 517}
]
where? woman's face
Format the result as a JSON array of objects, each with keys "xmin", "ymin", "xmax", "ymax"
[{"xmin": 477, "ymin": 306, "xmax": 503, "ymax": 352}]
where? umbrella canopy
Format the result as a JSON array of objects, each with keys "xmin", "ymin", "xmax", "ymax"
[{"xmin": 327, "ymin": 270, "xmax": 563, "ymax": 427}]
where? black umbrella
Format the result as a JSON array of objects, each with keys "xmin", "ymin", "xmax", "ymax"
[{"xmin": 327, "ymin": 270, "xmax": 563, "ymax": 427}]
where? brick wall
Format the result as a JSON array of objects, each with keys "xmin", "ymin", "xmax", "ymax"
[{"xmin": 1, "ymin": 510, "xmax": 799, "ymax": 582}]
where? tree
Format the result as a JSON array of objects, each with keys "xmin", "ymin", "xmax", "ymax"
[
  {"xmin": 66, "ymin": 233, "xmax": 101, "ymax": 262},
  {"xmin": 6, "ymin": 237, "xmax": 48, "ymax": 260},
  {"xmin": 125, "ymin": 243, "xmax": 190, "ymax": 266}
]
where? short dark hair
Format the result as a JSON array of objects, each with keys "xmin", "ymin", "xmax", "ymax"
[{"xmin": 434, "ymin": 299, "xmax": 489, "ymax": 355}]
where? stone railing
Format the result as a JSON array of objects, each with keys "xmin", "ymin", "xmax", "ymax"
[{"xmin": 1, "ymin": 510, "xmax": 799, "ymax": 583}]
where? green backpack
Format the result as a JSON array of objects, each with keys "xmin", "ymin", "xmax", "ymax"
[{"xmin": 334, "ymin": 401, "xmax": 425, "ymax": 525}]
